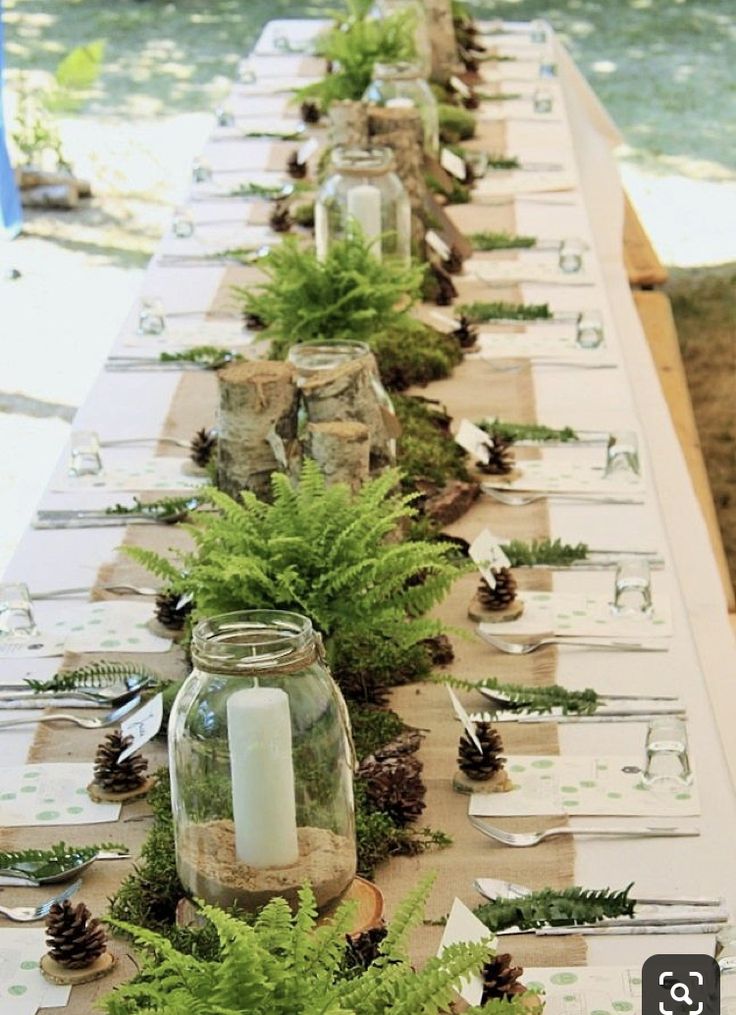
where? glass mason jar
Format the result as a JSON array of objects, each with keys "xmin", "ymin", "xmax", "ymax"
[
  {"xmin": 169, "ymin": 610, "xmax": 357, "ymax": 914},
  {"xmin": 363, "ymin": 61, "xmax": 439, "ymax": 156},
  {"xmin": 315, "ymin": 146, "xmax": 411, "ymax": 263},
  {"xmin": 287, "ymin": 341, "xmax": 399, "ymax": 464}
]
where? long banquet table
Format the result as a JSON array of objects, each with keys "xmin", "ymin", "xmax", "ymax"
[{"xmin": 2, "ymin": 16, "xmax": 736, "ymax": 1014}]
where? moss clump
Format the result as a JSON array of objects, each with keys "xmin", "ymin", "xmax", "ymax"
[
  {"xmin": 394, "ymin": 394, "xmax": 469, "ymax": 488},
  {"xmin": 372, "ymin": 319, "xmax": 463, "ymax": 391},
  {"xmin": 348, "ymin": 702, "xmax": 407, "ymax": 758},
  {"xmin": 355, "ymin": 783, "xmax": 451, "ymax": 879},
  {"xmin": 293, "ymin": 201, "xmax": 315, "ymax": 228},
  {"xmin": 330, "ymin": 628, "xmax": 434, "ymax": 705},
  {"xmin": 438, "ymin": 103, "xmax": 476, "ymax": 144}
]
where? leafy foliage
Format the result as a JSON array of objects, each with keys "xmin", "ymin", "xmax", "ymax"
[
  {"xmin": 105, "ymin": 875, "xmax": 509, "ymax": 1015},
  {"xmin": 236, "ymin": 232, "xmax": 424, "ymax": 357},
  {"xmin": 371, "ymin": 319, "xmax": 463, "ymax": 392},
  {"xmin": 471, "ymin": 231, "xmax": 536, "ymax": 251},
  {"xmin": 297, "ymin": 0, "xmax": 417, "ymax": 110},
  {"xmin": 439, "ymin": 103, "xmax": 477, "ymax": 144},
  {"xmin": 230, "ymin": 180, "xmax": 312, "ymax": 199},
  {"xmin": 458, "ymin": 300, "xmax": 552, "ymax": 322},
  {"xmin": 478, "ymin": 419, "xmax": 579, "ymax": 444},
  {"xmin": 105, "ymin": 495, "xmax": 200, "ymax": 522},
  {"xmin": 24, "ymin": 661, "xmax": 163, "ymax": 694},
  {"xmin": 499, "ymin": 537, "xmax": 590, "ymax": 567},
  {"xmin": 486, "ymin": 155, "xmax": 521, "ymax": 170},
  {"xmin": 159, "ymin": 346, "xmax": 242, "ymax": 369},
  {"xmin": 394, "ymin": 394, "xmax": 469, "ymax": 487},
  {"xmin": 124, "ymin": 462, "xmax": 460, "ymax": 652},
  {"xmin": 437, "ymin": 674, "xmax": 600, "ymax": 715},
  {"xmin": 473, "ymin": 884, "xmax": 635, "ymax": 933}
]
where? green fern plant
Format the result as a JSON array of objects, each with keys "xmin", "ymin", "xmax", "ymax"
[
  {"xmin": 478, "ymin": 420, "xmax": 579, "ymax": 444},
  {"xmin": 499, "ymin": 537, "xmax": 590, "ymax": 567},
  {"xmin": 124, "ymin": 462, "xmax": 463, "ymax": 654},
  {"xmin": 473, "ymin": 884, "xmax": 635, "ymax": 933},
  {"xmin": 104, "ymin": 874, "xmax": 515, "ymax": 1015},
  {"xmin": 297, "ymin": 0, "xmax": 418, "ymax": 110},
  {"xmin": 437, "ymin": 674, "xmax": 600, "ymax": 715},
  {"xmin": 458, "ymin": 300, "xmax": 552, "ymax": 323},
  {"xmin": 23, "ymin": 661, "xmax": 163, "ymax": 694},
  {"xmin": 471, "ymin": 231, "xmax": 536, "ymax": 251},
  {"xmin": 235, "ymin": 232, "xmax": 424, "ymax": 358}
]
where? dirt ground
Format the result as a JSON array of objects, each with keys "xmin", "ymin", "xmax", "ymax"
[{"xmin": 667, "ymin": 265, "xmax": 736, "ymax": 586}]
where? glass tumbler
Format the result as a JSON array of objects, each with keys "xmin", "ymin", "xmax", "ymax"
[
  {"xmin": 69, "ymin": 430, "xmax": 103, "ymax": 477},
  {"xmin": 172, "ymin": 207, "xmax": 195, "ymax": 238},
  {"xmin": 138, "ymin": 297, "xmax": 166, "ymax": 336},
  {"xmin": 576, "ymin": 310, "xmax": 605, "ymax": 349},
  {"xmin": 642, "ymin": 716, "xmax": 692, "ymax": 787},
  {"xmin": 533, "ymin": 87, "xmax": 554, "ymax": 114},
  {"xmin": 611, "ymin": 557, "xmax": 653, "ymax": 617},
  {"xmin": 530, "ymin": 18, "xmax": 549, "ymax": 44},
  {"xmin": 0, "ymin": 583, "xmax": 37, "ymax": 639},
  {"xmin": 605, "ymin": 430, "xmax": 640, "ymax": 477},
  {"xmin": 192, "ymin": 157, "xmax": 213, "ymax": 184},
  {"xmin": 558, "ymin": 237, "xmax": 586, "ymax": 274}
]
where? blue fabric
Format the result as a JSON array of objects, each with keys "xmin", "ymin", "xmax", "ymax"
[{"xmin": 0, "ymin": 0, "xmax": 22, "ymax": 239}]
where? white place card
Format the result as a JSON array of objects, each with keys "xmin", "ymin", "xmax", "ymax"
[
  {"xmin": 483, "ymin": 459, "xmax": 644, "ymax": 496},
  {"xmin": 478, "ymin": 590, "xmax": 671, "ymax": 638},
  {"xmin": 469, "ymin": 529, "xmax": 511, "ymax": 589},
  {"xmin": 455, "ymin": 419, "xmax": 491, "ymax": 462},
  {"xmin": 447, "ymin": 688, "xmax": 483, "ymax": 754},
  {"xmin": 469, "ymin": 754, "xmax": 699, "ymax": 817},
  {"xmin": 0, "ymin": 929, "xmax": 71, "ymax": 1014},
  {"xmin": 0, "ymin": 764, "xmax": 121, "ymax": 826},
  {"xmin": 441, "ymin": 147, "xmax": 468, "ymax": 181},
  {"xmin": 437, "ymin": 899, "xmax": 495, "ymax": 1006},
  {"xmin": 53, "ymin": 457, "xmax": 208, "ymax": 493},
  {"xmin": 119, "ymin": 693, "xmax": 164, "ymax": 761}
]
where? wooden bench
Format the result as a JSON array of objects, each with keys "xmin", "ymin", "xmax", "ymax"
[{"xmin": 624, "ymin": 193, "xmax": 668, "ymax": 289}]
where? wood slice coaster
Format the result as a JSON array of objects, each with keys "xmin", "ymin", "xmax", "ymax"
[
  {"xmin": 468, "ymin": 595, "xmax": 524, "ymax": 623},
  {"xmin": 41, "ymin": 950, "xmax": 116, "ymax": 986},
  {"xmin": 320, "ymin": 877, "xmax": 385, "ymax": 936},
  {"xmin": 87, "ymin": 775, "xmax": 155, "ymax": 804},
  {"xmin": 452, "ymin": 767, "xmax": 513, "ymax": 795}
]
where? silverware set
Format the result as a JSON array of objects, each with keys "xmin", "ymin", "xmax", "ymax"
[
  {"xmin": 469, "ymin": 817, "xmax": 699, "ymax": 847},
  {"xmin": 478, "ymin": 631, "xmax": 669, "ymax": 654},
  {"xmin": 0, "ymin": 695, "xmax": 142, "ymax": 730},
  {"xmin": 483, "ymin": 487, "xmax": 642, "ymax": 506},
  {"xmin": 0, "ymin": 849, "xmax": 130, "ymax": 887},
  {"xmin": 0, "ymin": 879, "xmax": 82, "ymax": 923}
]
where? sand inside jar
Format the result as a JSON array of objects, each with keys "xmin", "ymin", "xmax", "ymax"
[{"xmin": 178, "ymin": 820, "xmax": 357, "ymax": 911}]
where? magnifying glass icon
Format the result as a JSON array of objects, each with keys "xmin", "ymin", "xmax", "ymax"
[{"xmin": 671, "ymin": 983, "xmax": 693, "ymax": 1007}]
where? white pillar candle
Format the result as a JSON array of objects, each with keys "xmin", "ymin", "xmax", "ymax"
[
  {"xmin": 347, "ymin": 183, "xmax": 382, "ymax": 260},
  {"xmin": 315, "ymin": 201, "xmax": 329, "ymax": 262},
  {"xmin": 226, "ymin": 686, "xmax": 299, "ymax": 868}
]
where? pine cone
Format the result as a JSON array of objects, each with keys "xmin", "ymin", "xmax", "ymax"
[
  {"xmin": 287, "ymin": 150, "xmax": 308, "ymax": 179},
  {"xmin": 300, "ymin": 100, "xmax": 321, "ymax": 124},
  {"xmin": 481, "ymin": 953, "xmax": 526, "ymax": 1003},
  {"xmin": 459, "ymin": 47, "xmax": 480, "ymax": 73},
  {"xmin": 443, "ymin": 245, "xmax": 464, "ymax": 275},
  {"xmin": 423, "ymin": 633, "xmax": 455, "ymax": 666},
  {"xmin": 343, "ymin": 925, "xmax": 387, "ymax": 973},
  {"xmin": 462, "ymin": 91, "xmax": 480, "ymax": 110},
  {"xmin": 269, "ymin": 199, "xmax": 292, "ymax": 232},
  {"xmin": 458, "ymin": 721, "xmax": 505, "ymax": 781},
  {"xmin": 93, "ymin": 731, "xmax": 148, "ymax": 794},
  {"xmin": 190, "ymin": 427, "xmax": 217, "ymax": 468},
  {"xmin": 451, "ymin": 314, "xmax": 479, "ymax": 349},
  {"xmin": 358, "ymin": 753, "xmax": 426, "ymax": 825},
  {"xmin": 155, "ymin": 590, "xmax": 194, "ymax": 631},
  {"xmin": 427, "ymin": 262, "xmax": 458, "ymax": 306},
  {"xmin": 244, "ymin": 310, "xmax": 267, "ymax": 331},
  {"xmin": 478, "ymin": 432, "xmax": 515, "ymax": 475},
  {"xmin": 477, "ymin": 568, "xmax": 517, "ymax": 611},
  {"xmin": 46, "ymin": 900, "xmax": 107, "ymax": 969}
]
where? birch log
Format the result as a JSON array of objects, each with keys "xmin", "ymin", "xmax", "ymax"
[
  {"xmin": 308, "ymin": 421, "xmax": 370, "ymax": 490},
  {"xmin": 301, "ymin": 354, "xmax": 395, "ymax": 470},
  {"xmin": 425, "ymin": 0, "xmax": 459, "ymax": 81},
  {"xmin": 328, "ymin": 101, "xmax": 370, "ymax": 148},
  {"xmin": 216, "ymin": 361, "xmax": 300, "ymax": 499},
  {"xmin": 367, "ymin": 105, "xmax": 427, "ymax": 249}
]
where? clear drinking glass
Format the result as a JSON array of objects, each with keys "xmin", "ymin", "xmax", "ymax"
[
  {"xmin": 69, "ymin": 430, "xmax": 103, "ymax": 477},
  {"xmin": 530, "ymin": 18, "xmax": 549, "ymax": 44},
  {"xmin": 539, "ymin": 44, "xmax": 557, "ymax": 78},
  {"xmin": 138, "ymin": 297, "xmax": 166, "ymax": 336},
  {"xmin": 237, "ymin": 59, "xmax": 257, "ymax": 84},
  {"xmin": 533, "ymin": 87, "xmax": 554, "ymax": 114},
  {"xmin": 362, "ymin": 62, "xmax": 439, "ymax": 155},
  {"xmin": 558, "ymin": 237, "xmax": 586, "ymax": 274},
  {"xmin": 605, "ymin": 430, "xmax": 640, "ymax": 477},
  {"xmin": 168, "ymin": 611, "xmax": 357, "ymax": 914},
  {"xmin": 192, "ymin": 157, "xmax": 213, "ymax": 184},
  {"xmin": 172, "ymin": 207, "xmax": 195, "ymax": 238},
  {"xmin": 215, "ymin": 105, "xmax": 235, "ymax": 127},
  {"xmin": 611, "ymin": 557, "xmax": 653, "ymax": 617},
  {"xmin": 576, "ymin": 309, "xmax": 605, "ymax": 349},
  {"xmin": 642, "ymin": 716, "xmax": 692, "ymax": 787},
  {"xmin": 0, "ymin": 583, "xmax": 37, "ymax": 639},
  {"xmin": 464, "ymin": 151, "xmax": 489, "ymax": 179}
]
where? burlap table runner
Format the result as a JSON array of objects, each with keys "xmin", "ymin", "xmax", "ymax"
[{"xmin": 5, "ymin": 118, "xmax": 584, "ymax": 1012}]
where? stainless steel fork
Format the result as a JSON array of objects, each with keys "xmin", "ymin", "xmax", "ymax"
[{"xmin": 0, "ymin": 879, "xmax": 82, "ymax": 922}]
